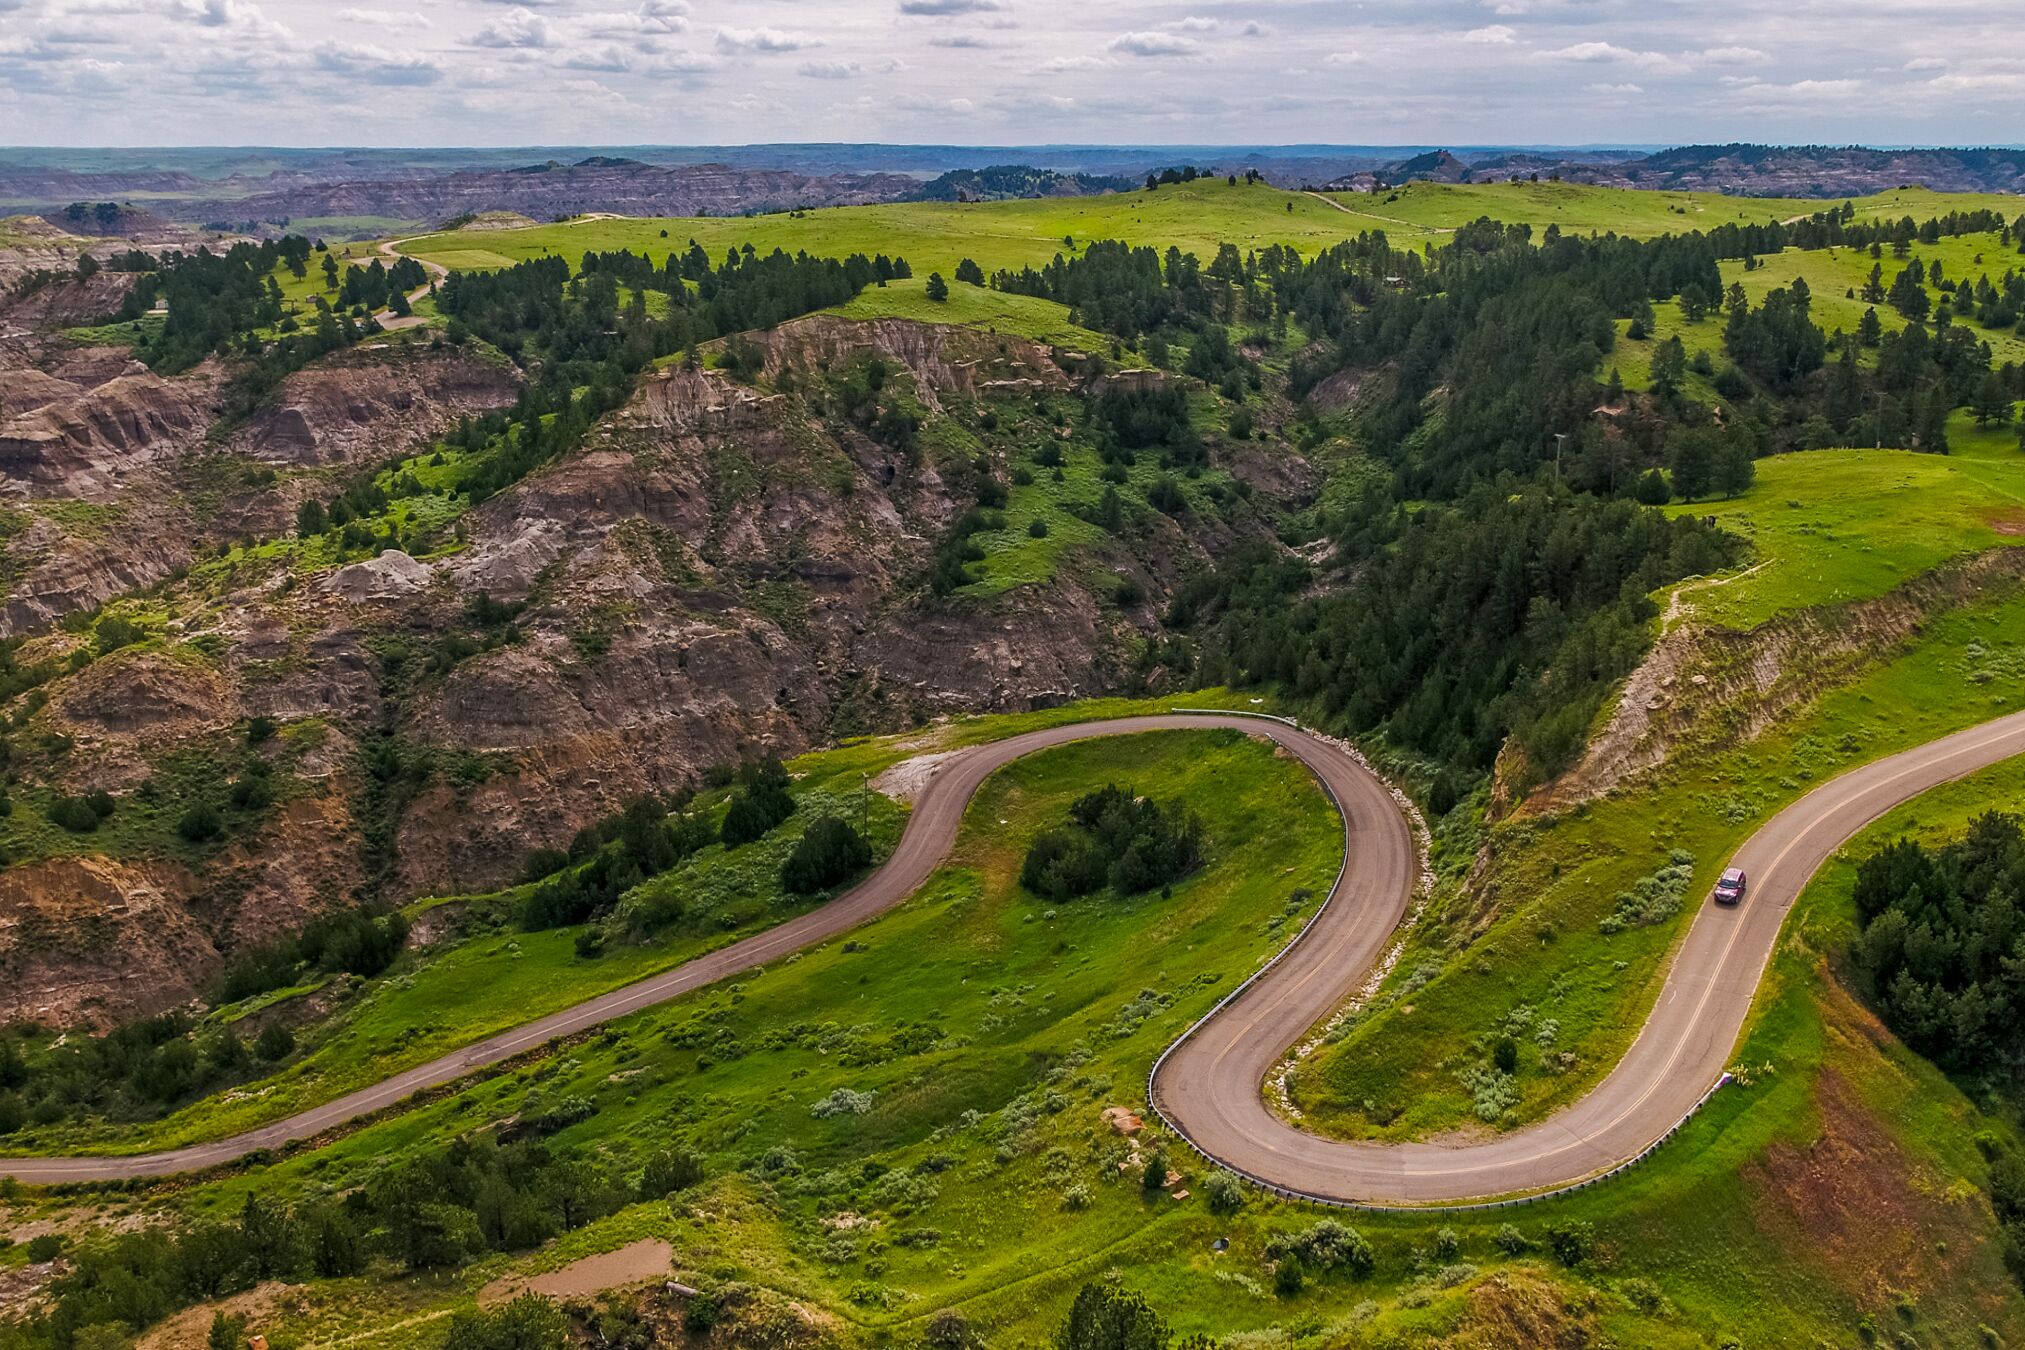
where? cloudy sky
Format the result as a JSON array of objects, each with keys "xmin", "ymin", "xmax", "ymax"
[{"xmin": 1, "ymin": 0, "xmax": 2023, "ymax": 148}]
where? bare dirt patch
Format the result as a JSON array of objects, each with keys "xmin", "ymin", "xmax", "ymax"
[
  {"xmin": 1743, "ymin": 995, "xmax": 2003, "ymax": 1321},
  {"xmin": 479, "ymin": 1237, "xmax": 673, "ymax": 1306},
  {"xmin": 871, "ymin": 749, "xmax": 961, "ymax": 804},
  {"xmin": 1985, "ymin": 507, "xmax": 2025, "ymax": 537},
  {"xmin": 136, "ymin": 1282, "xmax": 294, "ymax": 1350}
]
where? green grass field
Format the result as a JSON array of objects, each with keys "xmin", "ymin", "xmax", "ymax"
[
  {"xmin": 1661, "ymin": 412, "xmax": 2025, "ymax": 631},
  {"xmin": 398, "ymin": 179, "xmax": 1916, "ymax": 286},
  {"xmin": 825, "ymin": 274, "xmax": 1108, "ymax": 349}
]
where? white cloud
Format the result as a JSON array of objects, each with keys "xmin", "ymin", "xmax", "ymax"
[
  {"xmin": 716, "ymin": 26, "xmax": 818, "ymax": 53},
  {"xmin": 1904, "ymin": 56, "xmax": 1949, "ymax": 72},
  {"xmin": 1700, "ymin": 45, "xmax": 1769, "ymax": 65},
  {"xmin": 930, "ymin": 34, "xmax": 992, "ymax": 48},
  {"xmin": 897, "ymin": 0, "xmax": 1005, "ymax": 13},
  {"xmin": 1585, "ymin": 82, "xmax": 1643, "ymax": 95},
  {"xmin": 1463, "ymin": 25, "xmax": 1516, "ymax": 44},
  {"xmin": 468, "ymin": 6, "xmax": 555, "ymax": 49},
  {"xmin": 335, "ymin": 7, "xmax": 430, "ymax": 27},
  {"xmin": 1108, "ymin": 30, "xmax": 1199, "ymax": 57},
  {"xmin": 1540, "ymin": 41, "xmax": 1685, "ymax": 73},
  {"xmin": 314, "ymin": 40, "xmax": 443, "ymax": 85},
  {"xmin": 1323, "ymin": 51, "xmax": 1365, "ymax": 66},
  {"xmin": 1034, "ymin": 54, "xmax": 1108, "ymax": 72},
  {"xmin": 799, "ymin": 58, "xmax": 860, "ymax": 78}
]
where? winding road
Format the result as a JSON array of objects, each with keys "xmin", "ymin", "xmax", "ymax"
[{"xmin": 7, "ymin": 709, "xmax": 2025, "ymax": 1202}]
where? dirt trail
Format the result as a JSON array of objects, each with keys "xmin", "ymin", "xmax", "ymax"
[
  {"xmin": 367, "ymin": 235, "xmax": 449, "ymax": 332},
  {"xmin": 1303, "ymin": 190, "xmax": 1456, "ymax": 233},
  {"xmin": 479, "ymin": 1238, "xmax": 674, "ymax": 1306}
]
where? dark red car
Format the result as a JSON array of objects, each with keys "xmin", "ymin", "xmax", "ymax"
[{"xmin": 1713, "ymin": 867, "xmax": 1747, "ymax": 906}]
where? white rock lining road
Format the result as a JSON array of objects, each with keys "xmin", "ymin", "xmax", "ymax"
[{"xmin": 8, "ymin": 709, "xmax": 2025, "ymax": 1203}]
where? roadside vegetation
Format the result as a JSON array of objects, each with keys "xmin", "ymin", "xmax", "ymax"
[{"xmin": 13, "ymin": 176, "xmax": 2025, "ymax": 1350}]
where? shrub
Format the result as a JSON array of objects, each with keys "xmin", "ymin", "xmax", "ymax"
[
  {"xmin": 1492, "ymin": 1036, "xmax": 1519, "ymax": 1075},
  {"xmin": 639, "ymin": 1149, "xmax": 705, "ymax": 1199},
  {"xmin": 178, "ymin": 802, "xmax": 224, "ymax": 842},
  {"xmin": 1494, "ymin": 1223, "xmax": 1529, "ymax": 1255},
  {"xmin": 1433, "ymin": 1227, "xmax": 1461, "ymax": 1261},
  {"xmin": 1205, "ymin": 1169, "xmax": 1246, "ymax": 1215},
  {"xmin": 1270, "ymin": 1219, "xmax": 1375, "ymax": 1277},
  {"xmin": 48, "ymin": 795, "xmax": 102, "ymax": 833},
  {"xmin": 1275, "ymin": 1251, "xmax": 1307, "ymax": 1296},
  {"xmin": 683, "ymin": 1289, "xmax": 721, "ymax": 1333},
  {"xmin": 810, "ymin": 1086, "xmax": 877, "ymax": 1119},
  {"xmin": 1142, "ymin": 1147, "xmax": 1170, "ymax": 1192},
  {"xmin": 254, "ymin": 1021, "xmax": 295, "ymax": 1062},
  {"xmin": 1028, "ymin": 518, "xmax": 1050, "ymax": 538},
  {"xmin": 94, "ymin": 615, "xmax": 145, "ymax": 655},
  {"xmin": 780, "ymin": 815, "xmax": 873, "ymax": 894},
  {"xmin": 442, "ymin": 1294, "xmax": 569, "ymax": 1350},
  {"xmin": 26, "ymin": 1234, "xmax": 62, "ymax": 1263},
  {"xmin": 926, "ymin": 1309, "xmax": 974, "ymax": 1350},
  {"xmin": 1545, "ymin": 1219, "xmax": 1595, "ymax": 1266}
]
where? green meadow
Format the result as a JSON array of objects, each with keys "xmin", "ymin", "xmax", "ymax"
[
  {"xmin": 1661, "ymin": 411, "xmax": 2025, "ymax": 632},
  {"xmin": 399, "ymin": 178, "xmax": 1873, "ymax": 285}
]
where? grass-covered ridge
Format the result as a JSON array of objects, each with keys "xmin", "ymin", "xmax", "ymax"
[
  {"xmin": 1663, "ymin": 412, "xmax": 2025, "ymax": 631},
  {"xmin": 399, "ymin": 178, "xmax": 1865, "ymax": 285}
]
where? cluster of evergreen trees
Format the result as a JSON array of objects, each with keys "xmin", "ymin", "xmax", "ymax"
[
  {"xmin": 718, "ymin": 761, "xmax": 794, "ymax": 846},
  {"xmin": 1020, "ymin": 784, "xmax": 1205, "ymax": 901},
  {"xmin": 1850, "ymin": 812, "xmax": 2025, "ymax": 1072},
  {"xmin": 115, "ymin": 237, "xmax": 313, "ymax": 374},
  {"xmin": 0, "ymin": 1005, "xmax": 299, "ymax": 1139},
  {"xmin": 520, "ymin": 796, "xmax": 715, "ymax": 930},
  {"xmin": 211, "ymin": 907, "xmax": 410, "ymax": 1004},
  {"xmin": 334, "ymin": 255, "xmax": 427, "ymax": 314},
  {"xmin": 10, "ymin": 1134, "xmax": 704, "ymax": 1349},
  {"xmin": 1175, "ymin": 484, "xmax": 1737, "ymax": 779}
]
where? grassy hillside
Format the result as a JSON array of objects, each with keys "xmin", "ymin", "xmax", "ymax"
[
  {"xmin": 1292, "ymin": 577, "xmax": 2025, "ymax": 1143},
  {"xmin": 400, "ymin": 178, "xmax": 1866, "ymax": 283},
  {"xmin": 1663, "ymin": 413, "xmax": 2025, "ymax": 631}
]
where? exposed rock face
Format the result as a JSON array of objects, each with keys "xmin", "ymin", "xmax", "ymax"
[
  {"xmin": 0, "ymin": 506, "xmax": 199, "ymax": 638},
  {"xmin": 0, "ymin": 215, "xmax": 102, "ymax": 290},
  {"xmin": 0, "ymin": 366, "xmax": 223, "ymax": 500},
  {"xmin": 0, "ymin": 272, "xmax": 137, "ymax": 330},
  {"xmin": 320, "ymin": 549, "xmax": 436, "ymax": 603},
  {"xmin": 229, "ymin": 346, "xmax": 519, "ymax": 468},
  {"xmin": 1524, "ymin": 548, "xmax": 2025, "ymax": 813},
  {"xmin": 0, "ymin": 314, "xmax": 1306, "ymax": 1023},
  {"xmin": 0, "ymin": 856, "xmax": 213, "ymax": 1027},
  {"xmin": 753, "ymin": 314, "xmax": 1075, "ymax": 412}
]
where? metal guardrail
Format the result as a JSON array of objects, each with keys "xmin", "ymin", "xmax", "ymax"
[{"xmin": 1146, "ymin": 706, "xmax": 1736, "ymax": 1213}]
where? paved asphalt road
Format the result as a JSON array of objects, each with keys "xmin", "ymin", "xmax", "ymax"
[{"xmin": 8, "ymin": 709, "xmax": 2025, "ymax": 1198}]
